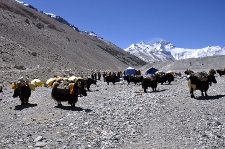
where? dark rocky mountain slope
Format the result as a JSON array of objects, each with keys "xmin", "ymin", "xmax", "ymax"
[{"xmin": 0, "ymin": 0, "xmax": 146, "ymax": 84}]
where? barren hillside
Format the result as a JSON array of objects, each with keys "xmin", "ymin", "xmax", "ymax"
[
  {"xmin": 1, "ymin": 1, "xmax": 225, "ymax": 149},
  {"xmin": 0, "ymin": 0, "xmax": 146, "ymax": 84}
]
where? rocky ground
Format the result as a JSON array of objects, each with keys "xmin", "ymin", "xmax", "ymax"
[
  {"xmin": 0, "ymin": 70, "xmax": 225, "ymax": 149},
  {"xmin": 1, "ymin": 1, "xmax": 225, "ymax": 148}
]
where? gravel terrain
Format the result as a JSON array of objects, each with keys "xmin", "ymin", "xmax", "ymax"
[
  {"xmin": 1, "ymin": 0, "xmax": 225, "ymax": 148},
  {"xmin": 1, "ymin": 70, "xmax": 225, "ymax": 149}
]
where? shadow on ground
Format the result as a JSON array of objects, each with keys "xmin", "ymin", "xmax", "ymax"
[
  {"xmin": 145, "ymin": 89, "xmax": 167, "ymax": 93},
  {"xmin": 14, "ymin": 103, "xmax": 38, "ymax": 110},
  {"xmin": 196, "ymin": 95, "xmax": 225, "ymax": 100},
  {"xmin": 55, "ymin": 105, "xmax": 92, "ymax": 112}
]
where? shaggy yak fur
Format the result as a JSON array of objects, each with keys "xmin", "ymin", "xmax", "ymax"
[
  {"xmin": 83, "ymin": 78, "xmax": 96, "ymax": 91},
  {"xmin": 187, "ymin": 73, "xmax": 217, "ymax": 98},
  {"xmin": 13, "ymin": 82, "xmax": 31, "ymax": 105},
  {"xmin": 216, "ymin": 69, "xmax": 225, "ymax": 77},
  {"xmin": 142, "ymin": 75, "xmax": 158, "ymax": 93},
  {"xmin": 156, "ymin": 73, "xmax": 174, "ymax": 85},
  {"xmin": 51, "ymin": 79, "xmax": 87, "ymax": 107},
  {"xmin": 105, "ymin": 75, "xmax": 118, "ymax": 85},
  {"xmin": 126, "ymin": 75, "xmax": 143, "ymax": 85}
]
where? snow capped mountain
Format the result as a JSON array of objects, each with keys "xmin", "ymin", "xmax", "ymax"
[
  {"xmin": 15, "ymin": 0, "xmax": 38, "ymax": 11},
  {"xmin": 15, "ymin": 0, "xmax": 117, "ymax": 47},
  {"xmin": 42, "ymin": 12, "xmax": 79, "ymax": 31},
  {"xmin": 82, "ymin": 31, "xmax": 105, "ymax": 40},
  {"xmin": 124, "ymin": 40, "xmax": 225, "ymax": 63},
  {"xmin": 15, "ymin": 0, "xmax": 114, "ymax": 39},
  {"xmin": 15, "ymin": 0, "xmax": 79, "ymax": 31}
]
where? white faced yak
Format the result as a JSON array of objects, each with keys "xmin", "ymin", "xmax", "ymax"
[
  {"xmin": 142, "ymin": 75, "xmax": 158, "ymax": 93},
  {"xmin": 51, "ymin": 78, "xmax": 87, "ymax": 107},
  {"xmin": 187, "ymin": 72, "xmax": 217, "ymax": 98}
]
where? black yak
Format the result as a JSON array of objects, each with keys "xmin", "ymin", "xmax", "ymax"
[
  {"xmin": 187, "ymin": 72, "xmax": 217, "ymax": 98},
  {"xmin": 51, "ymin": 78, "xmax": 87, "ymax": 107},
  {"xmin": 83, "ymin": 78, "xmax": 96, "ymax": 91},
  {"xmin": 156, "ymin": 73, "xmax": 174, "ymax": 85},
  {"xmin": 12, "ymin": 79, "xmax": 32, "ymax": 105},
  {"xmin": 126, "ymin": 75, "xmax": 143, "ymax": 85},
  {"xmin": 142, "ymin": 75, "xmax": 158, "ymax": 93},
  {"xmin": 105, "ymin": 75, "xmax": 117, "ymax": 85},
  {"xmin": 216, "ymin": 69, "xmax": 225, "ymax": 77}
]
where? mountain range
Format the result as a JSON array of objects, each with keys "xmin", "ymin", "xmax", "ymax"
[
  {"xmin": 14, "ymin": 0, "xmax": 225, "ymax": 65},
  {"xmin": 124, "ymin": 40, "xmax": 225, "ymax": 63},
  {"xmin": 1, "ymin": 0, "xmax": 225, "ymax": 85}
]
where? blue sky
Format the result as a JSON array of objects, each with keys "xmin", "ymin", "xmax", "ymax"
[{"xmin": 18, "ymin": 0, "xmax": 225, "ymax": 49}]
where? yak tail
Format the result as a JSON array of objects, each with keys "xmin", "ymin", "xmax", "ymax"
[{"xmin": 187, "ymin": 80, "xmax": 196, "ymax": 91}]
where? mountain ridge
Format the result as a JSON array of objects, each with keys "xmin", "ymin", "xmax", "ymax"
[
  {"xmin": 0, "ymin": 0, "xmax": 146, "ymax": 83},
  {"xmin": 124, "ymin": 40, "xmax": 225, "ymax": 63}
]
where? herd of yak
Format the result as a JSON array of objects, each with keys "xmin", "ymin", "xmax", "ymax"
[{"xmin": 2, "ymin": 68, "xmax": 225, "ymax": 107}]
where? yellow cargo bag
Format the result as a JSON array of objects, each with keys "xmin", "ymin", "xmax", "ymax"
[
  {"xmin": 46, "ymin": 78, "xmax": 56, "ymax": 86},
  {"xmin": 28, "ymin": 83, "xmax": 35, "ymax": 91},
  {"xmin": 31, "ymin": 79, "xmax": 44, "ymax": 87}
]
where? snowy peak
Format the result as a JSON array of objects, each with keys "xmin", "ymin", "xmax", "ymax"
[
  {"xmin": 149, "ymin": 40, "xmax": 175, "ymax": 51},
  {"xmin": 15, "ymin": 0, "xmax": 79, "ymax": 31},
  {"xmin": 82, "ymin": 31, "xmax": 104, "ymax": 39},
  {"xmin": 15, "ymin": 0, "xmax": 112, "ymax": 44},
  {"xmin": 124, "ymin": 40, "xmax": 225, "ymax": 63},
  {"xmin": 15, "ymin": 0, "xmax": 38, "ymax": 11}
]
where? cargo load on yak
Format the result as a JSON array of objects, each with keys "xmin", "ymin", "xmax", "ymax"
[
  {"xmin": 167, "ymin": 70, "xmax": 175, "ymax": 75},
  {"xmin": 11, "ymin": 77, "xmax": 35, "ymax": 91},
  {"xmin": 193, "ymin": 71, "xmax": 208, "ymax": 81},
  {"xmin": 68, "ymin": 76, "xmax": 82, "ymax": 83},
  {"xmin": 155, "ymin": 71, "xmax": 166, "ymax": 76},
  {"xmin": 51, "ymin": 76, "xmax": 87, "ymax": 107},
  {"xmin": 54, "ymin": 79, "xmax": 75, "ymax": 95},
  {"xmin": 46, "ymin": 76, "xmax": 67, "ymax": 87},
  {"xmin": 31, "ymin": 79, "xmax": 44, "ymax": 87},
  {"xmin": 51, "ymin": 76, "xmax": 82, "ymax": 95}
]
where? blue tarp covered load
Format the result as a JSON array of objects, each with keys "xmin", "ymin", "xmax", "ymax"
[
  {"xmin": 145, "ymin": 67, "xmax": 158, "ymax": 75},
  {"xmin": 124, "ymin": 67, "xmax": 136, "ymax": 76}
]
